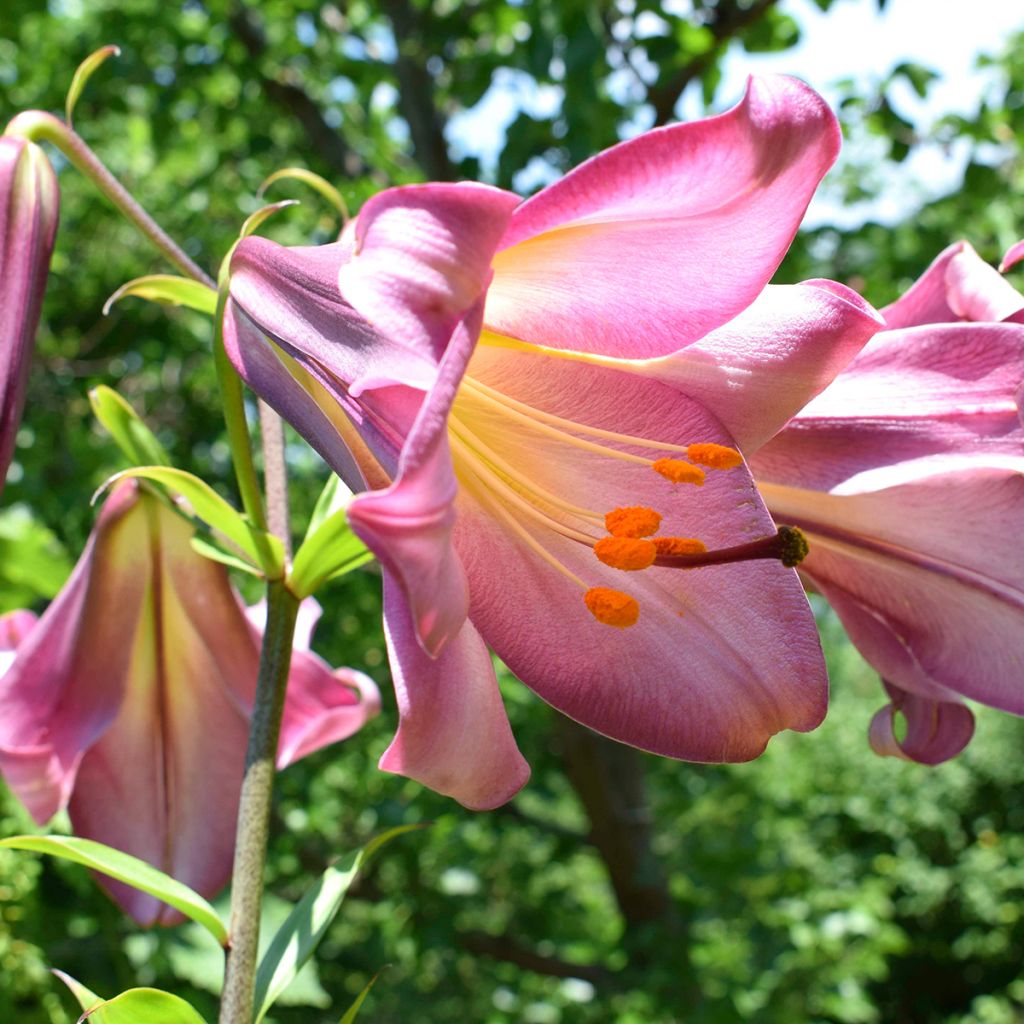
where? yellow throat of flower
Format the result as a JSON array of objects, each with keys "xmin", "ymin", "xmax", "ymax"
[{"xmin": 447, "ymin": 367, "xmax": 797, "ymax": 630}]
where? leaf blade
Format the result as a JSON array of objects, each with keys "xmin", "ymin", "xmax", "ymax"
[
  {"xmin": 253, "ymin": 826, "xmax": 422, "ymax": 1023},
  {"xmin": 0, "ymin": 836, "xmax": 228, "ymax": 946}
]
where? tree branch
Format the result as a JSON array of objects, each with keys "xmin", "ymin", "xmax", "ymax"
[
  {"xmin": 227, "ymin": 4, "xmax": 366, "ymax": 178},
  {"xmin": 648, "ymin": 0, "xmax": 780, "ymax": 126},
  {"xmin": 381, "ymin": 0, "xmax": 455, "ymax": 180},
  {"xmin": 459, "ymin": 931, "xmax": 609, "ymax": 986}
]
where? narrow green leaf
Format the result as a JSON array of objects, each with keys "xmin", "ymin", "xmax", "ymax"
[
  {"xmin": 65, "ymin": 44, "xmax": 120, "ymax": 126},
  {"xmin": 290, "ymin": 505, "xmax": 373, "ymax": 599},
  {"xmin": 52, "ymin": 969, "xmax": 103, "ymax": 1013},
  {"xmin": 307, "ymin": 474, "xmax": 348, "ymax": 536},
  {"xmin": 103, "ymin": 275, "xmax": 217, "ymax": 316},
  {"xmin": 96, "ymin": 467, "xmax": 284, "ymax": 578},
  {"xmin": 239, "ymin": 200, "xmax": 300, "ymax": 239},
  {"xmin": 80, "ymin": 988, "xmax": 208, "ymax": 1024},
  {"xmin": 89, "ymin": 386, "xmax": 172, "ymax": 467},
  {"xmin": 189, "ymin": 535, "xmax": 264, "ymax": 577},
  {"xmin": 253, "ymin": 825, "xmax": 423, "ymax": 1023},
  {"xmin": 259, "ymin": 167, "xmax": 349, "ymax": 227},
  {"xmin": 0, "ymin": 836, "xmax": 228, "ymax": 946},
  {"xmin": 338, "ymin": 970, "xmax": 385, "ymax": 1024}
]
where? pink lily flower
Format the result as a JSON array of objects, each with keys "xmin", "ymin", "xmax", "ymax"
[
  {"xmin": 0, "ymin": 482, "xmax": 380, "ymax": 926},
  {"xmin": 224, "ymin": 75, "xmax": 882, "ymax": 809},
  {"xmin": 0, "ymin": 136, "xmax": 59, "ymax": 494},
  {"xmin": 753, "ymin": 241, "xmax": 1024, "ymax": 763}
]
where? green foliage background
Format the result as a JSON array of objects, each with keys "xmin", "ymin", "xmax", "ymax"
[{"xmin": 2, "ymin": 0, "xmax": 1024, "ymax": 1021}]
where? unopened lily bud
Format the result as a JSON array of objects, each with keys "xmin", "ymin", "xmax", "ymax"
[{"xmin": 0, "ymin": 136, "xmax": 59, "ymax": 494}]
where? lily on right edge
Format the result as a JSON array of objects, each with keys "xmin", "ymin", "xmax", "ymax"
[
  {"xmin": 753, "ymin": 242, "xmax": 1024, "ymax": 764},
  {"xmin": 224, "ymin": 75, "xmax": 882, "ymax": 809}
]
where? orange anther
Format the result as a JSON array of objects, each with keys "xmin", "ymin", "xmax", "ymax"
[
  {"xmin": 604, "ymin": 506, "xmax": 662, "ymax": 538},
  {"xmin": 686, "ymin": 443, "xmax": 743, "ymax": 470},
  {"xmin": 653, "ymin": 536, "xmax": 708, "ymax": 556},
  {"xmin": 652, "ymin": 459, "xmax": 705, "ymax": 486},
  {"xmin": 584, "ymin": 587, "xmax": 640, "ymax": 628},
  {"xmin": 593, "ymin": 536, "xmax": 657, "ymax": 571}
]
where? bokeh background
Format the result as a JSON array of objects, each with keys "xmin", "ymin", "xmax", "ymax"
[{"xmin": 2, "ymin": 1, "xmax": 1024, "ymax": 1021}]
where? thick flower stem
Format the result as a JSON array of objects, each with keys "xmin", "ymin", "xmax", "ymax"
[
  {"xmin": 3, "ymin": 110, "xmax": 214, "ymax": 288},
  {"xmin": 219, "ymin": 580, "xmax": 299, "ymax": 1024}
]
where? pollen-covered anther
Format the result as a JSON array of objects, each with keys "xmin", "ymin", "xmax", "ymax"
[
  {"xmin": 653, "ymin": 536, "xmax": 707, "ymax": 556},
  {"xmin": 604, "ymin": 506, "xmax": 662, "ymax": 538},
  {"xmin": 652, "ymin": 459, "xmax": 705, "ymax": 486},
  {"xmin": 584, "ymin": 587, "xmax": 640, "ymax": 628},
  {"xmin": 593, "ymin": 536, "xmax": 657, "ymax": 571},
  {"xmin": 686, "ymin": 443, "xmax": 743, "ymax": 470}
]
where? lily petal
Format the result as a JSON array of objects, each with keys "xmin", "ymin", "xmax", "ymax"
[
  {"xmin": 0, "ymin": 483, "xmax": 147, "ymax": 823},
  {"xmin": 486, "ymin": 75, "xmax": 840, "ymax": 358},
  {"xmin": 455, "ymin": 351, "xmax": 826, "ymax": 759},
  {"xmin": 635, "ymin": 281, "xmax": 882, "ymax": 450},
  {"xmin": 347, "ymin": 304, "xmax": 486, "ymax": 656},
  {"xmin": 763, "ymin": 456, "xmax": 1024, "ymax": 716},
  {"xmin": 339, "ymin": 182, "xmax": 519, "ymax": 360},
  {"xmin": 751, "ymin": 321, "xmax": 1024, "ymax": 491},
  {"xmin": 378, "ymin": 572, "xmax": 530, "ymax": 810},
  {"xmin": 868, "ymin": 685, "xmax": 975, "ymax": 765},
  {"xmin": 882, "ymin": 240, "xmax": 1024, "ymax": 328},
  {"xmin": 1, "ymin": 137, "xmax": 59, "ymax": 491}
]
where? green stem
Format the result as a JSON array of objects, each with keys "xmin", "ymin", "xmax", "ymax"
[
  {"xmin": 219, "ymin": 581, "xmax": 299, "ymax": 1024},
  {"xmin": 5, "ymin": 109, "xmax": 272, "ymax": 538},
  {"xmin": 4, "ymin": 110, "xmax": 214, "ymax": 288}
]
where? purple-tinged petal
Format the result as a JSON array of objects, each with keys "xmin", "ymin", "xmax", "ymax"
[
  {"xmin": 634, "ymin": 281, "xmax": 881, "ymax": 450},
  {"xmin": 0, "ymin": 482, "xmax": 148, "ymax": 824},
  {"xmin": 751, "ymin": 321, "xmax": 1024, "ymax": 491},
  {"xmin": 0, "ymin": 485, "xmax": 377, "ymax": 925},
  {"xmin": 1000, "ymin": 238, "xmax": 1024, "ymax": 273},
  {"xmin": 378, "ymin": 573, "xmax": 529, "ymax": 810},
  {"xmin": 0, "ymin": 609, "xmax": 37, "ymax": 675},
  {"xmin": 868, "ymin": 685, "xmax": 974, "ymax": 765},
  {"xmin": 222, "ymin": 300, "xmax": 394, "ymax": 489},
  {"xmin": 454, "ymin": 352, "xmax": 827, "ymax": 759},
  {"xmin": 347, "ymin": 304, "xmax": 486, "ymax": 657},
  {"xmin": 229, "ymin": 237, "xmax": 435, "ymax": 395},
  {"xmin": 1, "ymin": 137, "xmax": 59, "ymax": 492},
  {"xmin": 485, "ymin": 75, "xmax": 840, "ymax": 358},
  {"xmin": 339, "ymin": 182, "xmax": 519, "ymax": 361}
]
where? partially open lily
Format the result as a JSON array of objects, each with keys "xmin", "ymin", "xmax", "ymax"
[
  {"xmin": 0, "ymin": 481, "xmax": 379, "ymax": 925},
  {"xmin": 753, "ymin": 242, "xmax": 1024, "ymax": 763},
  {"xmin": 0, "ymin": 136, "xmax": 59, "ymax": 494},
  {"xmin": 224, "ymin": 75, "xmax": 882, "ymax": 809}
]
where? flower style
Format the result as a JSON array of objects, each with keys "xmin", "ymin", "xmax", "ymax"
[
  {"xmin": 224, "ymin": 75, "xmax": 882, "ymax": 809},
  {"xmin": 752, "ymin": 241, "xmax": 1024, "ymax": 763},
  {"xmin": 0, "ymin": 482, "xmax": 380, "ymax": 925},
  {"xmin": 0, "ymin": 136, "xmax": 59, "ymax": 494}
]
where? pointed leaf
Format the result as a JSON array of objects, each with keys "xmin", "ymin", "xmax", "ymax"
[
  {"xmin": 103, "ymin": 275, "xmax": 217, "ymax": 316},
  {"xmin": 0, "ymin": 836, "xmax": 228, "ymax": 946},
  {"xmin": 96, "ymin": 467, "xmax": 284, "ymax": 578},
  {"xmin": 239, "ymin": 200, "xmax": 300, "ymax": 240},
  {"xmin": 80, "ymin": 988, "xmax": 207, "ymax": 1024},
  {"xmin": 89, "ymin": 386, "xmax": 172, "ymax": 467},
  {"xmin": 338, "ymin": 970, "xmax": 385, "ymax": 1024},
  {"xmin": 65, "ymin": 45, "xmax": 120, "ymax": 126},
  {"xmin": 259, "ymin": 167, "xmax": 349, "ymax": 227},
  {"xmin": 290, "ymin": 504, "xmax": 373, "ymax": 599},
  {"xmin": 253, "ymin": 825, "xmax": 423, "ymax": 1023},
  {"xmin": 52, "ymin": 970, "xmax": 103, "ymax": 1013},
  {"xmin": 189, "ymin": 535, "xmax": 264, "ymax": 577},
  {"xmin": 308, "ymin": 474, "xmax": 350, "ymax": 536}
]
